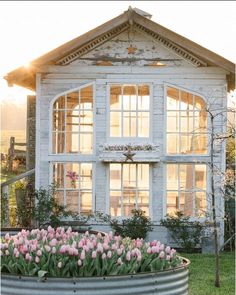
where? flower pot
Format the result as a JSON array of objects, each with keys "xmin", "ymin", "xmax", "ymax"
[{"xmin": 1, "ymin": 259, "xmax": 190, "ymax": 295}]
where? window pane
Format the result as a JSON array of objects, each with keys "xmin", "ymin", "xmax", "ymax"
[
  {"xmin": 110, "ymin": 112, "xmax": 121, "ymax": 137},
  {"xmin": 180, "ymin": 135, "xmax": 193, "ymax": 154},
  {"xmin": 180, "ymin": 164, "xmax": 194, "ymax": 190},
  {"xmin": 66, "ymin": 110, "xmax": 79, "ymax": 132},
  {"xmin": 66, "ymin": 133, "xmax": 79, "ymax": 153},
  {"xmin": 67, "ymin": 92, "xmax": 79, "ymax": 110},
  {"xmin": 53, "ymin": 111, "xmax": 65, "ymax": 131},
  {"xmin": 53, "ymin": 132, "xmax": 65, "ymax": 154},
  {"xmin": 110, "ymin": 86, "xmax": 122, "ymax": 110},
  {"xmin": 66, "ymin": 191, "xmax": 78, "ymax": 212},
  {"xmin": 138, "ymin": 112, "xmax": 149, "ymax": 137},
  {"xmin": 66, "ymin": 163, "xmax": 79, "ymax": 189},
  {"xmin": 167, "ymin": 134, "xmax": 179, "ymax": 154},
  {"xmin": 195, "ymin": 165, "xmax": 206, "ymax": 189},
  {"xmin": 180, "ymin": 192, "xmax": 193, "ymax": 216},
  {"xmin": 123, "ymin": 190, "xmax": 136, "ymax": 216},
  {"xmin": 180, "ymin": 111, "xmax": 194, "ymax": 133},
  {"xmin": 54, "ymin": 95, "xmax": 65, "ymax": 109},
  {"xmin": 167, "ymin": 111, "xmax": 179, "ymax": 132},
  {"xmin": 80, "ymin": 192, "xmax": 92, "ymax": 214},
  {"xmin": 138, "ymin": 85, "xmax": 149, "ymax": 110},
  {"xmin": 80, "ymin": 133, "xmax": 93, "ymax": 154},
  {"xmin": 167, "ymin": 164, "xmax": 178, "ymax": 190},
  {"xmin": 167, "ymin": 87, "xmax": 179, "ymax": 110},
  {"xmin": 110, "ymin": 191, "xmax": 121, "ymax": 216},
  {"xmin": 195, "ymin": 111, "xmax": 207, "ymax": 132},
  {"xmin": 195, "ymin": 192, "xmax": 206, "ymax": 217},
  {"xmin": 137, "ymin": 164, "xmax": 149, "ymax": 189},
  {"xmin": 180, "ymin": 91, "xmax": 193, "ymax": 110},
  {"xmin": 123, "ymin": 85, "xmax": 136, "ymax": 111},
  {"xmin": 55, "ymin": 191, "xmax": 64, "ymax": 206},
  {"xmin": 167, "ymin": 192, "xmax": 178, "ymax": 215},
  {"xmin": 138, "ymin": 191, "xmax": 149, "ymax": 216},
  {"xmin": 80, "ymin": 163, "xmax": 92, "ymax": 189},
  {"xmin": 123, "ymin": 112, "xmax": 136, "ymax": 137},
  {"xmin": 80, "ymin": 86, "xmax": 93, "ymax": 109},
  {"xmin": 110, "ymin": 164, "xmax": 121, "ymax": 189},
  {"xmin": 53, "ymin": 163, "xmax": 64, "ymax": 188},
  {"xmin": 123, "ymin": 164, "xmax": 136, "ymax": 189},
  {"xmin": 193, "ymin": 134, "xmax": 207, "ymax": 154},
  {"xmin": 80, "ymin": 110, "xmax": 93, "ymax": 132}
]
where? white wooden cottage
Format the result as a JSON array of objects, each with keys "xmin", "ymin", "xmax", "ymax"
[{"xmin": 5, "ymin": 7, "xmax": 235, "ymax": 244}]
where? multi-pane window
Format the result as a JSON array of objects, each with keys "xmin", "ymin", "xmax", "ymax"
[
  {"xmin": 166, "ymin": 87, "xmax": 207, "ymax": 154},
  {"xmin": 110, "ymin": 163, "xmax": 149, "ymax": 217},
  {"xmin": 53, "ymin": 162, "xmax": 93, "ymax": 215},
  {"xmin": 52, "ymin": 85, "xmax": 93, "ymax": 154},
  {"xmin": 110, "ymin": 84, "xmax": 150, "ymax": 137},
  {"xmin": 166, "ymin": 164, "xmax": 207, "ymax": 217}
]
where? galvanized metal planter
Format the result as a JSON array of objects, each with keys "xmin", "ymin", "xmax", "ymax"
[{"xmin": 1, "ymin": 258, "xmax": 190, "ymax": 295}]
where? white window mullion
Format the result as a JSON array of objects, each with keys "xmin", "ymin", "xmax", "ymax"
[
  {"xmin": 63, "ymin": 163, "xmax": 66, "ymax": 207},
  {"xmin": 121, "ymin": 164, "xmax": 124, "ymax": 216}
]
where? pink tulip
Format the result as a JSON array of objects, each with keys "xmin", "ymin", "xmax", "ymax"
[
  {"xmin": 49, "ymin": 238, "xmax": 57, "ymax": 247},
  {"xmin": 80, "ymin": 250, "xmax": 86, "ymax": 260},
  {"xmin": 126, "ymin": 251, "xmax": 131, "ymax": 261},
  {"xmin": 159, "ymin": 251, "xmax": 165, "ymax": 259},
  {"xmin": 107, "ymin": 251, "xmax": 112, "ymax": 259},
  {"xmin": 166, "ymin": 255, "xmax": 171, "ymax": 261},
  {"xmin": 25, "ymin": 253, "xmax": 32, "ymax": 261},
  {"xmin": 102, "ymin": 253, "xmax": 106, "ymax": 260},
  {"xmin": 78, "ymin": 259, "xmax": 82, "ymax": 266},
  {"xmin": 52, "ymin": 247, "xmax": 57, "ymax": 254},
  {"xmin": 37, "ymin": 249, "xmax": 42, "ymax": 256},
  {"xmin": 147, "ymin": 247, "xmax": 152, "ymax": 254},
  {"xmin": 35, "ymin": 256, "xmax": 40, "ymax": 263},
  {"xmin": 165, "ymin": 246, "xmax": 171, "ymax": 254},
  {"xmin": 137, "ymin": 254, "xmax": 142, "ymax": 262},
  {"xmin": 5, "ymin": 250, "xmax": 9, "ymax": 256},
  {"xmin": 57, "ymin": 261, "xmax": 62, "ymax": 268},
  {"xmin": 117, "ymin": 248, "xmax": 122, "ymax": 256},
  {"xmin": 44, "ymin": 245, "xmax": 51, "ymax": 252},
  {"xmin": 160, "ymin": 244, "xmax": 165, "ymax": 251},
  {"xmin": 117, "ymin": 258, "xmax": 123, "ymax": 265},
  {"xmin": 92, "ymin": 251, "xmax": 97, "ymax": 259}
]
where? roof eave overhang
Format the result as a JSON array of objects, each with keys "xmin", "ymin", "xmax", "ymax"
[{"xmin": 4, "ymin": 8, "xmax": 236, "ymax": 91}]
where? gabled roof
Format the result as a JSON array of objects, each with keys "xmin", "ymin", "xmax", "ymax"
[{"xmin": 5, "ymin": 7, "xmax": 235, "ymax": 91}]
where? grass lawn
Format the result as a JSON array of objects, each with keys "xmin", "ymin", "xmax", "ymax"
[{"xmin": 182, "ymin": 252, "xmax": 235, "ymax": 295}]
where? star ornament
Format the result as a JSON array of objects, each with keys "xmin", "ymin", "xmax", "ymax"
[
  {"xmin": 123, "ymin": 148, "xmax": 136, "ymax": 162},
  {"xmin": 127, "ymin": 45, "xmax": 137, "ymax": 54}
]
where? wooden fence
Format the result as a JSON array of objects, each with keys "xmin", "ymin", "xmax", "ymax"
[{"xmin": 7, "ymin": 136, "xmax": 26, "ymax": 171}]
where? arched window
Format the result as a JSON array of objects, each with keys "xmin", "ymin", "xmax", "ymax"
[
  {"xmin": 52, "ymin": 85, "xmax": 93, "ymax": 154},
  {"xmin": 166, "ymin": 87, "xmax": 207, "ymax": 154}
]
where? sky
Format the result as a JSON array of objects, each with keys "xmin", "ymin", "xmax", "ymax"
[{"xmin": 0, "ymin": 1, "xmax": 236, "ymax": 106}]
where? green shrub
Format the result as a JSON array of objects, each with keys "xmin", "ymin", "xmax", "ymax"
[
  {"xmin": 94, "ymin": 209, "xmax": 153, "ymax": 240},
  {"xmin": 33, "ymin": 185, "xmax": 72, "ymax": 228},
  {"xmin": 160, "ymin": 211, "xmax": 204, "ymax": 253}
]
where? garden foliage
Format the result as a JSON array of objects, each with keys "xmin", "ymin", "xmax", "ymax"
[{"xmin": 160, "ymin": 211, "xmax": 204, "ymax": 253}]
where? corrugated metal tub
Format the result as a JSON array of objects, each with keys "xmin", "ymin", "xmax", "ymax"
[{"xmin": 1, "ymin": 258, "xmax": 190, "ymax": 295}]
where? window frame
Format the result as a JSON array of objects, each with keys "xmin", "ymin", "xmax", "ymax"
[
  {"xmin": 49, "ymin": 82, "xmax": 96, "ymax": 155},
  {"xmin": 49, "ymin": 161, "xmax": 95, "ymax": 214},
  {"xmin": 106, "ymin": 163, "xmax": 153, "ymax": 219},
  {"xmin": 106, "ymin": 82, "xmax": 153, "ymax": 143},
  {"xmin": 164, "ymin": 83, "xmax": 209, "ymax": 156},
  {"xmin": 163, "ymin": 162, "xmax": 210, "ymax": 220}
]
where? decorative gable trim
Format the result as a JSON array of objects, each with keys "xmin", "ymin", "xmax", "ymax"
[
  {"xmin": 56, "ymin": 23, "xmax": 130, "ymax": 65},
  {"xmin": 55, "ymin": 22, "xmax": 208, "ymax": 68},
  {"xmin": 134, "ymin": 23, "xmax": 208, "ymax": 67}
]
